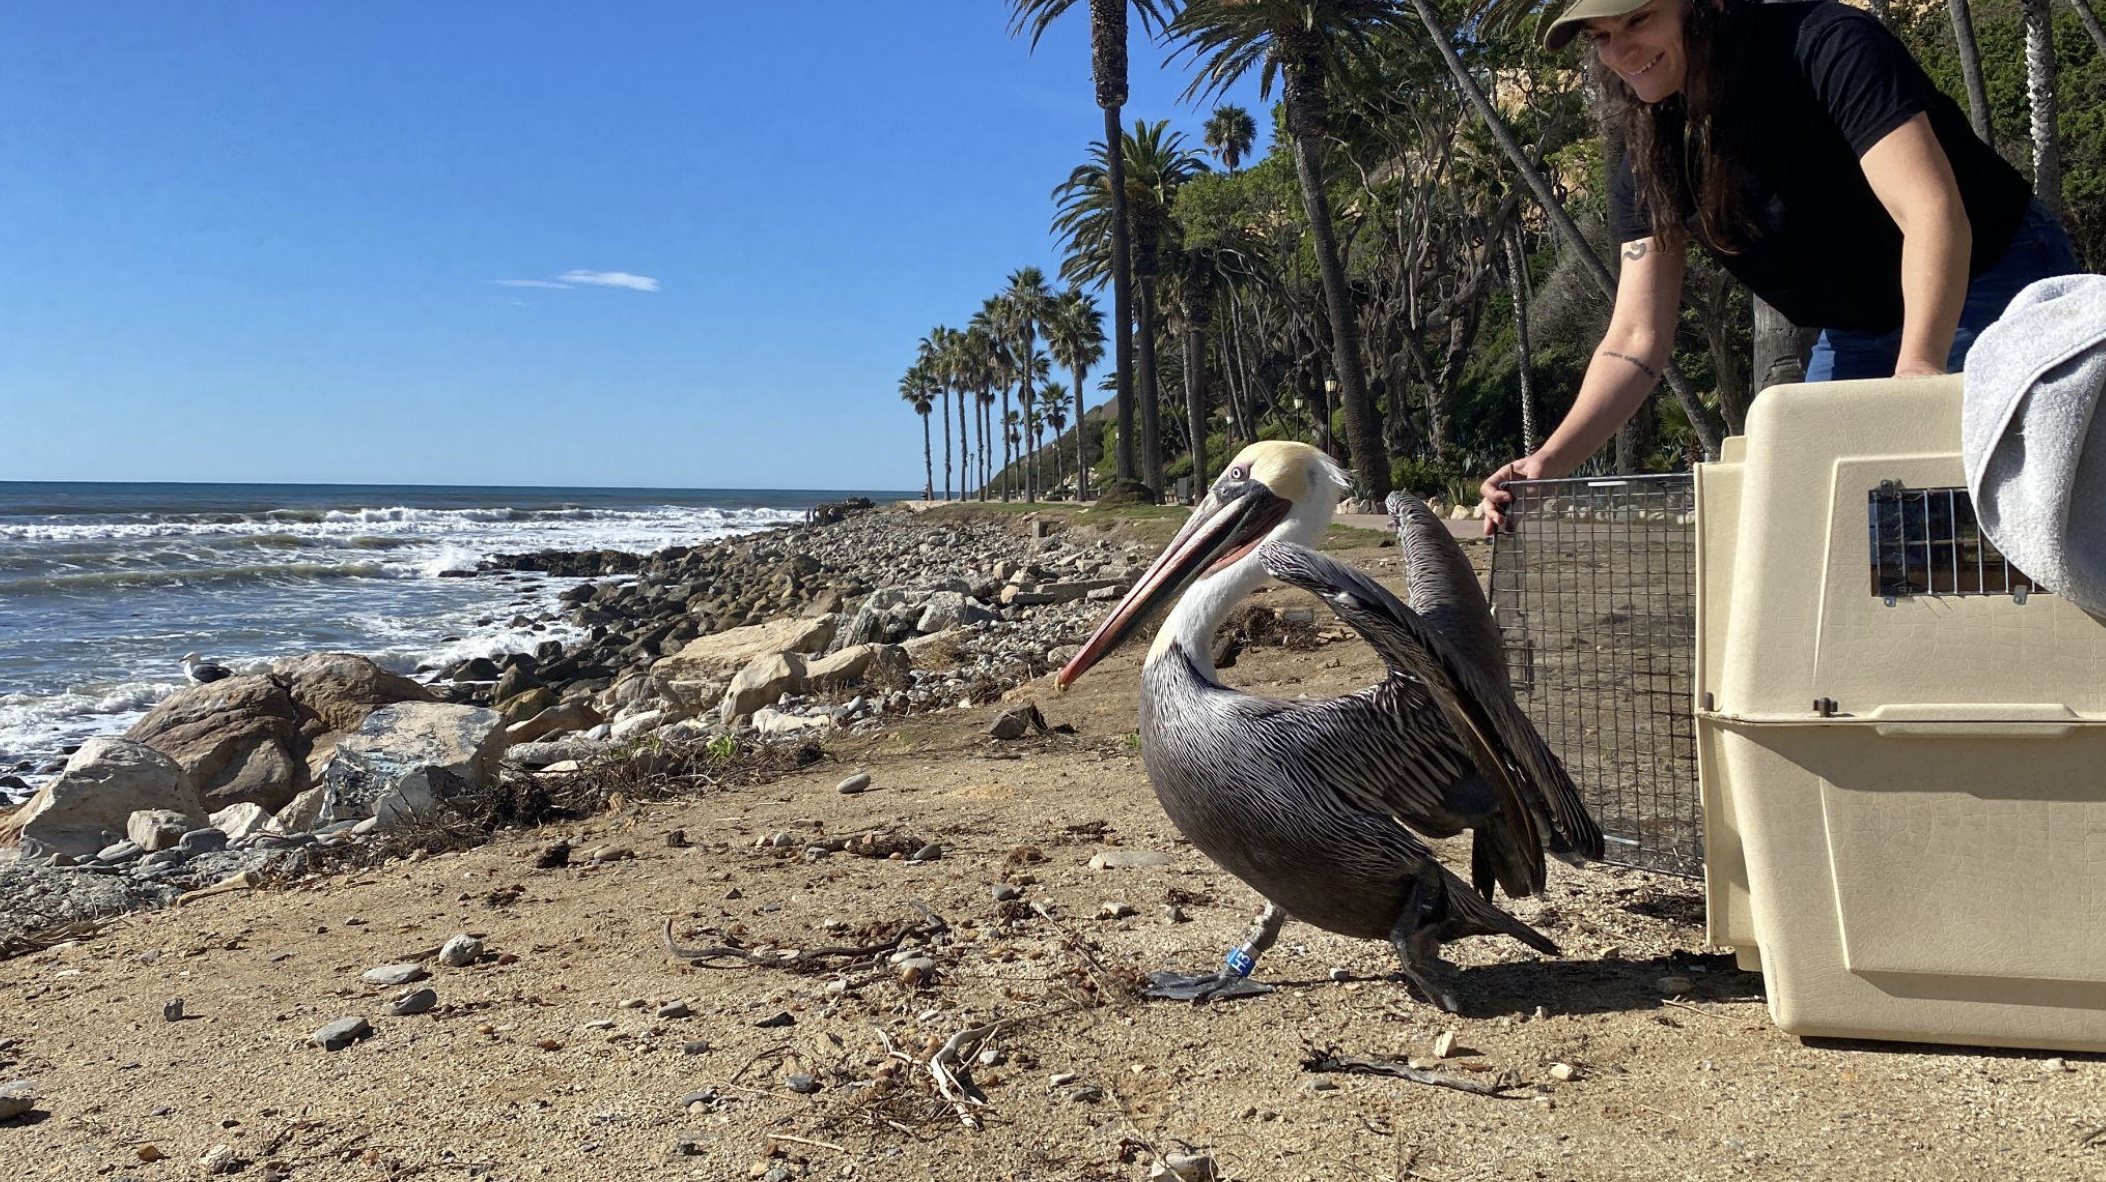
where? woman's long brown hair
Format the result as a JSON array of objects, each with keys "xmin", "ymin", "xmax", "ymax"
[{"xmin": 1590, "ymin": 0, "xmax": 1758, "ymax": 253}]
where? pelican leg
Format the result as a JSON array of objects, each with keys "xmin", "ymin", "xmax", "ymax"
[
  {"xmin": 1143, "ymin": 902, "xmax": 1286, "ymax": 1002},
  {"xmin": 1389, "ymin": 873, "xmax": 1463, "ymax": 1013}
]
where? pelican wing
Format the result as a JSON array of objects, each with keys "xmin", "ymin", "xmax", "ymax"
[
  {"xmin": 1386, "ymin": 491, "xmax": 1510, "ymax": 691},
  {"xmin": 1256, "ymin": 542, "xmax": 1605, "ymax": 873}
]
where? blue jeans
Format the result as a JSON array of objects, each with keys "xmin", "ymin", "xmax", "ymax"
[{"xmin": 1804, "ymin": 200, "xmax": 2083, "ymax": 381}]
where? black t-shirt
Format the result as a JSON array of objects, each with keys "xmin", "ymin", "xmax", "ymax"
[{"xmin": 1609, "ymin": 0, "xmax": 2034, "ymax": 331}]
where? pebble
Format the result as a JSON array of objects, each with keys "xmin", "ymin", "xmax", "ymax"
[
  {"xmin": 2045, "ymin": 1057, "xmax": 2071, "ymax": 1072},
  {"xmin": 618, "ymin": 997, "xmax": 648, "ymax": 1010},
  {"xmin": 586, "ymin": 846, "xmax": 633, "ymax": 863},
  {"xmin": 532, "ymin": 841, "xmax": 571, "ymax": 869},
  {"xmin": 682, "ymin": 1041, "xmax": 710, "ymax": 1055},
  {"xmin": 896, "ymin": 957, "xmax": 935, "ymax": 985},
  {"xmin": 1656, "ymin": 976, "xmax": 1695, "ymax": 997},
  {"xmin": 1305, "ymin": 1078, "xmax": 1338, "ymax": 1093},
  {"xmin": 1164, "ymin": 904, "xmax": 1188, "ymax": 924},
  {"xmin": 754, "ymin": 1011, "xmax": 796, "ymax": 1028},
  {"xmin": 0, "ymin": 1080, "xmax": 36, "ymax": 1121},
  {"xmin": 311, "ymin": 1017, "xmax": 373, "ymax": 1051},
  {"xmin": 785, "ymin": 1073, "xmax": 821, "ymax": 1094},
  {"xmin": 162, "ymin": 998, "xmax": 185, "ymax": 1022},
  {"xmin": 1329, "ymin": 967, "xmax": 1352, "ymax": 983},
  {"xmin": 665, "ymin": 828, "xmax": 689, "ymax": 848},
  {"xmin": 670, "ymin": 1135, "xmax": 709, "ymax": 1157},
  {"xmin": 837, "ymin": 773, "xmax": 871, "ymax": 795},
  {"xmin": 991, "ymin": 883, "xmax": 1022, "ymax": 902},
  {"xmin": 437, "ymin": 934, "xmax": 483, "ymax": 967},
  {"xmin": 1088, "ymin": 849, "xmax": 1171, "ymax": 870},
  {"xmin": 656, "ymin": 1000, "xmax": 693, "ymax": 1019},
  {"xmin": 199, "ymin": 1143, "xmax": 238, "ymax": 1174},
  {"xmin": 362, "ymin": 963, "xmax": 427, "ymax": 987},
  {"xmin": 909, "ymin": 843, "xmax": 942, "ymax": 862},
  {"xmin": 678, "ymin": 1089, "xmax": 718, "ymax": 1110},
  {"xmin": 1048, "ymin": 1072, "xmax": 1079, "ymax": 1088},
  {"xmin": 1549, "ymin": 1062, "xmax": 1579, "ymax": 1082},
  {"xmin": 1432, "ymin": 1030, "xmax": 1457, "ymax": 1059},
  {"xmin": 136, "ymin": 1143, "xmax": 166, "ymax": 1162},
  {"xmin": 584, "ymin": 1019, "xmax": 616, "ymax": 1031},
  {"xmin": 386, "ymin": 988, "xmax": 439, "ymax": 1017}
]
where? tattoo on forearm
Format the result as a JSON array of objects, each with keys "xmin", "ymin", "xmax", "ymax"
[
  {"xmin": 1622, "ymin": 241, "xmax": 1649, "ymax": 261},
  {"xmin": 1601, "ymin": 349, "xmax": 1659, "ymax": 380}
]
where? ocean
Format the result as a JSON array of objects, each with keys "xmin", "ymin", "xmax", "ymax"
[{"xmin": 0, "ymin": 482, "xmax": 909, "ymax": 799}]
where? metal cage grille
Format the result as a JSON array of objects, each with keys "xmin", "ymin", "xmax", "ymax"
[
  {"xmin": 1487, "ymin": 475, "xmax": 1702, "ymax": 877},
  {"xmin": 1868, "ymin": 482, "xmax": 2039, "ymax": 602}
]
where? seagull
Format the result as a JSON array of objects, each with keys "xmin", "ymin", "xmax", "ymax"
[
  {"xmin": 1057, "ymin": 442, "xmax": 1602, "ymax": 1010},
  {"xmin": 180, "ymin": 653, "xmax": 233, "ymax": 685}
]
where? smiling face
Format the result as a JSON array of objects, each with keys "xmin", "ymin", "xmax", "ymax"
[{"xmin": 1583, "ymin": 0, "xmax": 1690, "ymax": 104}]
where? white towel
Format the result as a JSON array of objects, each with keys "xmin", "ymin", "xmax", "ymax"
[{"xmin": 1962, "ymin": 273, "xmax": 2106, "ymax": 617}]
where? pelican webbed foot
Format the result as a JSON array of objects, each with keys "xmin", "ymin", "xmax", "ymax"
[
  {"xmin": 1390, "ymin": 880, "xmax": 1464, "ymax": 1013},
  {"xmin": 1143, "ymin": 901, "xmax": 1288, "ymax": 1003}
]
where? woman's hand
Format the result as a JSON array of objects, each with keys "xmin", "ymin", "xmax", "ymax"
[
  {"xmin": 1893, "ymin": 358, "xmax": 1949, "ymax": 379},
  {"xmin": 1479, "ymin": 455, "xmax": 1549, "ymax": 535}
]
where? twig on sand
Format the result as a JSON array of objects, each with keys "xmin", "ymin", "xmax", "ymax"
[
  {"xmin": 766, "ymin": 1133, "xmax": 847, "ymax": 1154},
  {"xmin": 928, "ymin": 1002, "xmax": 1085, "ymax": 1128},
  {"xmin": 1661, "ymin": 998, "xmax": 1723, "ymax": 1019},
  {"xmin": 662, "ymin": 901, "xmax": 948, "ymax": 971},
  {"xmin": 1302, "ymin": 1048, "xmax": 1527, "ymax": 1098}
]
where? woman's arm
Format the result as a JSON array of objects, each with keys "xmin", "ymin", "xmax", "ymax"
[
  {"xmin": 1859, "ymin": 112, "xmax": 1971, "ymax": 377},
  {"xmin": 1479, "ymin": 235, "xmax": 1685, "ymax": 533}
]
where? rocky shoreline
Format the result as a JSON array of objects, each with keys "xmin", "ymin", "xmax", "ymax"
[{"xmin": 0, "ymin": 501, "xmax": 1155, "ymax": 945}]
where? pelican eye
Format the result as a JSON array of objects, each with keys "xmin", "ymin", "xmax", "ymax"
[{"xmin": 1228, "ymin": 465, "xmax": 1249, "ymax": 481}]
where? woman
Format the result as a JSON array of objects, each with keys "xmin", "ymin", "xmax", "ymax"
[{"xmin": 1480, "ymin": 0, "xmax": 2081, "ymax": 531}]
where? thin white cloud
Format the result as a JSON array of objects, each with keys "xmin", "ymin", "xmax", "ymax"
[
  {"xmin": 491, "ymin": 279, "xmax": 572, "ymax": 289},
  {"xmin": 559, "ymin": 269, "xmax": 660, "ymax": 292}
]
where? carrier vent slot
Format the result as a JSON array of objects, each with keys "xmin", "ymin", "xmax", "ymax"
[{"xmin": 1867, "ymin": 483, "xmax": 2038, "ymax": 601}]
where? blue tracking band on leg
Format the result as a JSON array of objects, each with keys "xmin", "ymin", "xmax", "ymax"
[{"xmin": 1224, "ymin": 946, "xmax": 1256, "ymax": 977}]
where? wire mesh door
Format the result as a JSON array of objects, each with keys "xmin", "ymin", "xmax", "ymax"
[{"xmin": 1487, "ymin": 475, "xmax": 1702, "ymax": 877}]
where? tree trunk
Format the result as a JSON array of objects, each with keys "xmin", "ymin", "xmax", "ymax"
[
  {"xmin": 2073, "ymin": 0, "xmax": 2106, "ymax": 55},
  {"xmin": 941, "ymin": 389, "xmax": 953, "ymax": 500},
  {"xmin": 1504, "ymin": 226, "xmax": 1538, "ymax": 453},
  {"xmin": 1283, "ymin": 75, "xmax": 1388, "ymax": 500},
  {"xmin": 958, "ymin": 385, "xmax": 971, "ymax": 498},
  {"xmin": 1105, "ymin": 108, "xmax": 1138, "ymax": 483},
  {"xmin": 1135, "ymin": 275, "xmax": 1165, "ymax": 498},
  {"xmin": 921, "ymin": 412, "xmax": 933, "ymax": 501},
  {"xmin": 1072, "ymin": 369, "xmax": 1091, "ymax": 500},
  {"xmin": 1406, "ymin": 0, "xmax": 1724, "ymax": 460},
  {"xmin": 1019, "ymin": 374, "xmax": 1037, "ymax": 503},
  {"xmin": 1948, "ymin": 0, "xmax": 1997, "ymax": 147},
  {"xmin": 1181, "ymin": 292, "xmax": 1211, "ymax": 497},
  {"xmin": 2023, "ymin": 0, "xmax": 2065, "ymax": 217}
]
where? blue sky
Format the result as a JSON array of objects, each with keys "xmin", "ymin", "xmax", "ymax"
[{"xmin": 0, "ymin": 3, "xmax": 1272, "ymax": 490}]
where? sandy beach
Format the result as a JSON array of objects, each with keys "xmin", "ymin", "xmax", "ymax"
[{"xmin": 0, "ymin": 503, "xmax": 2098, "ymax": 1182}]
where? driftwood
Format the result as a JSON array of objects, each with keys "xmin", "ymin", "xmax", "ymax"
[
  {"xmin": 662, "ymin": 901, "xmax": 948, "ymax": 971},
  {"xmin": 1302, "ymin": 1047, "xmax": 1526, "ymax": 1098}
]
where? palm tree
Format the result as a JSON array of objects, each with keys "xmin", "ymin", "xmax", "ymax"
[
  {"xmin": 1203, "ymin": 104, "xmax": 1257, "ymax": 173},
  {"xmin": 1045, "ymin": 286, "xmax": 1106, "ymax": 501},
  {"xmin": 2074, "ymin": 0, "xmax": 2106, "ymax": 57},
  {"xmin": 1042, "ymin": 385, "xmax": 1071, "ymax": 493},
  {"xmin": 1170, "ymin": 0, "xmax": 1401, "ymax": 499},
  {"xmin": 1054, "ymin": 121, "xmax": 1209, "ymax": 497},
  {"xmin": 917, "ymin": 329, "xmax": 955, "ymax": 500},
  {"xmin": 1947, "ymin": 0, "xmax": 1995, "ymax": 145},
  {"xmin": 1002, "ymin": 267, "xmax": 1057, "ymax": 502},
  {"xmin": 1007, "ymin": 0, "xmax": 1177, "ymax": 487},
  {"xmin": 961, "ymin": 321, "xmax": 1000, "ymax": 500},
  {"xmin": 2022, "ymin": 0, "xmax": 2065, "ymax": 217},
  {"xmin": 900, "ymin": 365, "xmax": 936, "ymax": 500}
]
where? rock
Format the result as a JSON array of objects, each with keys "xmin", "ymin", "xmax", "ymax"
[
  {"xmin": 720, "ymin": 652, "xmax": 808, "ymax": 723},
  {"xmin": 1088, "ymin": 849, "xmax": 1172, "ymax": 870},
  {"xmin": 754, "ymin": 1012, "xmax": 796, "ymax": 1028},
  {"xmin": 94, "ymin": 839, "xmax": 142, "ymax": 864},
  {"xmin": 656, "ymin": 1000, "xmax": 692, "ymax": 1019},
  {"xmin": 162, "ymin": 998, "xmax": 185, "ymax": 1022},
  {"xmin": 1432, "ymin": 1030, "xmax": 1457, "ymax": 1059},
  {"xmin": 836, "ymin": 773, "xmax": 870, "ymax": 795},
  {"xmin": 751, "ymin": 707, "xmax": 831, "ymax": 739},
  {"xmin": 496, "ymin": 686, "xmax": 557, "ymax": 726},
  {"xmin": 199, "ymin": 1144, "xmax": 238, "ymax": 1175},
  {"xmin": 207, "ymin": 802, "xmax": 272, "ymax": 841},
  {"xmin": 1098, "ymin": 901, "xmax": 1136, "ymax": 919},
  {"xmin": 438, "ymin": 934, "xmax": 483, "ymax": 967},
  {"xmin": 1549, "ymin": 1062, "xmax": 1579, "ymax": 1082},
  {"xmin": 127, "ymin": 809, "xmax": 196, "ymax": 852},
  {"xmin": 125, "ymin": 674, "xmax": 304, "ymax": 811},
  {"xmin": 915, "ymin": 592, "xmax": 999, "ymax": 634},
  {"xmin": 991, "ymin": 883, "xmax": 1021, "ymax": 902},
  {"xmin": 608, "ymin": 709, "xmax": 667, "ymax": 740},
  {"xmin": 387, "ymin": 987, "xmax": 438, "ymax": 1017},
  {"xmin": 910, "ymin": 843, "xmax": 942, "ymax": 862},
  {"xmin": 451, "ymin": 657, "xmax": 502, "ymax": 683},
  {"xmin": 895, "ymin": 957, "xmax": 935, "ymax": 985},
  {"xmin": 362, "ymin": 963, "xmax": 427, "ymax": 986},
  {"xmin": 175, "ymin": 827, "xmax": 228, "ymax": 857},
  {"xmin": 267, "ymin": 786, "xmax": 327, "ymax": 834},
  {"xmin": 987, "ymin": 704, "xmax": 1046, "ymax": 740},
  {"xmin": 803, "ymin": 643, "xmax": 907, "ymax": 692},
  {"xmin": 506, "ymin": 700, "xmax": 603, "ymax": 745},
  {"xmin": 533, "ymin": 840, "xmax": 571, "ymax": 869},
  {"xmin": 1156, "ymin": 1154, "xmax": 1219, "ymax": 1182},
  {"xmin": 492, "ymin": 665, "xmax": 542, "ymax": 707},
  {"xmin": 785, "ymin": 1073, "xmax": 820, "ymax": 1094},
  {"xmin": 316, "ymin": 703, "xmax": 508, "ymax": 829},
  {"xmin": 0, "ymin": 1080, "xmax": 33, "ymax": 1121},
  {"xmin": 311, "ymin": 1017, "xmax": 373, "ymax": 1050},
  {"xmin": 652, "ymin": 617, "xmax": 836, "ymax": 711},
  {"xmin": 1, "ymin": 739, "xmax": 206, "ymax": 860},
  {"xmin": 899, "ymin": 628, "xmax": 963, "ymax": 667}
]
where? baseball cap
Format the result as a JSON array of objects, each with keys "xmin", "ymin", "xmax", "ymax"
[{"xmin": 1543, "ymin": 0, "xmax": 1652, "ymax": 50}]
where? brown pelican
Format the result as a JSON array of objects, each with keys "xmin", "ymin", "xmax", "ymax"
[
  {"xmin": 1058, "ymin": 442, "xmax": 1601, "ymax": 1009},
  {"xmin": 181, "ymin": 653, "xmax": 233, "ymax": 685}
]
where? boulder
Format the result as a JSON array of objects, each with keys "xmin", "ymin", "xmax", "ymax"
[
  {"xmin": 505, "ymin": 700, "xmax": 603, "ymax": 745},
  {"xmin": 317, "ymin": 703, "xmax": 507, "ymax": 830},
  {"xmin": 915, "ymin": 592, "xmax": 999, "ymax": 634},
  {"xmin": 608, "ymin": 709, "xmax": 666, "ymax": 740},
  {"xmin": 652, "ymin": 616, "xmax": 835, "ymax": 710},
  {"xmin": 900, "ymin": 629, "xmax": 964, "ymax": 668},
  {"xmin": 127, "ymin": 809, "xmax": 194, "ymax": 852},
  {"xmin": 803, "ymin": 644, "xmax": 907, "ymax": 692},
  {"xmin": 208, "ymin": 801, "xmax": 273, "ymax": 841},
  {"xmin": 834, "ymin": 589, "xmax": 912, "ymax": 650},
  {"xmin": 269, "ymin": 786, "xmax": 327, "ymax": 834},
  {"xmin": 720, "ymin": 652, "xmax": 808, "ymax": 723},
  {"xmin": 751, "ymin": 707, "xmax": 832, "ymax": 740},
  {"xmin": 273, "ymin": 652, "xmax": 437, "ymax": 736},
  {"xmin": 1, "ymin": 739, "xmax": 205, "ymax": 860},
  {"xmin": 496, "ymin": 687, "xmax": 557, "ymax": 726},
  {"xmin": 125, "ymin": 675, "xmax": 304, "ymax": 812}
]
